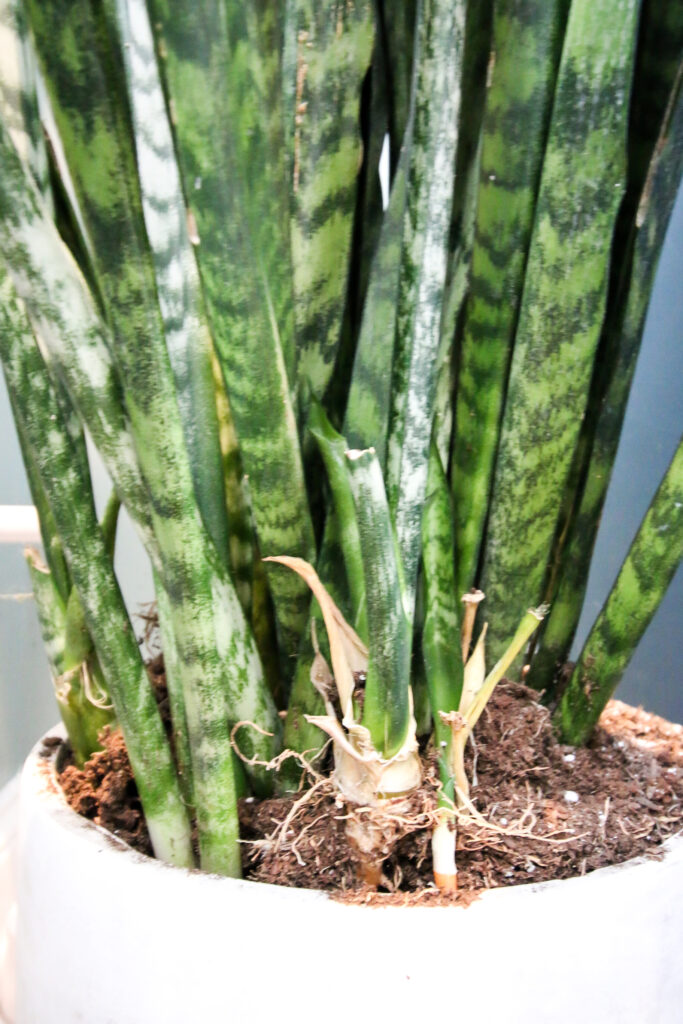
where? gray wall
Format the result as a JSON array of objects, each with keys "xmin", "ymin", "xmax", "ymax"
[
  {"xmin": 571, "ymin": 184, "xmax": 683, "ymax": 720},
  {"xmin": 1, "ymin": 186, "xmax": 681, "ymax": 788}
]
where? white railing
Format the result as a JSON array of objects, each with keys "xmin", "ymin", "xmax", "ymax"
[{"xmin": 0, "ymin": 507, "xmax": 40, "ymax": 545}]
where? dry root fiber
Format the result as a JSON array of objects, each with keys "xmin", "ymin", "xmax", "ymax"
[{"xmin": 56, "ymin": 679, "xmax": 683, "ymax": 906}]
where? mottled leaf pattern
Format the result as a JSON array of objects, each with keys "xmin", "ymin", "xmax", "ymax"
[
  {"xmin": 0, "ymin": 262, "xmax": 193, "ymax": 867},
  {"xmin": 422, "ymin": 442, "xmax": 464, "ymax": 749},
  {"xmin": 531, "ymin": 72, "xmax": 683, "ymax": 689},
  {"xmin": 0, "ymin": 119, "xmax": 158, "ymax": 563},
  {"xmin": 347, "ymin": 449, "xmax": 411, "ymax": 758},
  {"xmin": 387, "ymin": 0, "xmax": 465, "ymax": 617},
  {"xmin": 557, "ymin": 439, "xmax": 683, "ymax": 744},
  {"xmin": 480, "ymin": 0, "xmax": 640, "ymax": 658},
  {"xmin": 115, "ymin": 0, "xmax": 232, "ymax": 569},
  {"xmin": 148, "ymin": 0, "xmax": 316, "ymax": 662},
  {"xmin": 309, "ymin": 400, "xmax": 366, "ymax": 638},
  {"xmin": 25, "ymin": 0, "xmax": 278, "ymax": 874},
  {"xmin": 287, "ymin": 0, "xmax": 374, "ymax": 404},
  {"xmin": 451, "ymin": 0, "xmax": 570, "ymax": 598}
]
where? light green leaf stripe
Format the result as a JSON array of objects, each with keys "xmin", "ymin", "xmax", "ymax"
[
  {"xmin": 213, "ymin": 363, "xmax": 255, "ymax": 616},
  {"xmin": 282, "ymin": 83, "xmax": 418, "ymax": 771},
  {"xmin": 282, "ymin": 0, "xmax": 298, "ymax": 197},
  {"xmin": 386, "ymin": 0, "xmax": 465, "ymax": 617},
  {"xmin": 10, "ymin": 383, "xmax": 71, "ymax": 602},
  {"xmin": 422, "ymin": 441, "xmax": 464, "ymax": 741},
  {"xmin": 26, "ymin": 0, "xmax": 279, "ymax": 872},
  {"xmin": 281, "ymin": 126, "xmax": 416, "ymax": 774},
  {"xmin": 115, "ymin": 0, "xmax": 232, "ymax": 570},
  {"xmin": 288, "ymin": 0, "xmax": 374, "ymax": 405},
  {"xmin": 347, "ymin": 448, "xmax": 411, "ymax": 759},
  {"xmin": 222, "ymin": 0, "xmax": 296, "ymax": 387},
  {"xmin": 26, "ymin": 552, "xmax": 115, "ymax": 767},
  {"xmin": 3, "ymin": 237, "xmax": 117, "ymax": 763},
  {"xmin": 0, "ymin": 118, "xmax": 159, "ymax": 566},
  {"xmin": 0, "ymin": 264, "xmax": 193, "ymax": 868},
  {"xmin": 531, "ymin": 71, "xmax": 683, "ymax": 689},
  {"xmin": 344, "ymin": 132, "xmax": 412, "ymax": 463},
  {"xmin": 24, "ymin": 556, "xmax": 67, "ymax": 680},
  {"xmin": 432, "ymin": 0, "xmax": 496, "ymax": 470},
  {"xmin": 309, "ymin": 400, "xmax": 366, "ymax": 638},
  {"xmin": 149, "ymin": 0, "xmax": 316, "ymax": 662},
  {"xmin": 451, "ymin": 0, "xmax": 570, "ymax": 598},
  {"xmin": 153, "ymin": 568, "xmax": 194, "ymax": 809},
  {"xmin": 0, "ymin": 0, "xmax": 51, "ymax": 203},
  {"xmin": 432, "ymin": 122, "xmax": 481, "ymax": 469},
  {"xmin": 556, "ymin": 438, "xmax": 683, "ymax": 745},
  {"xmin": 480, "ymin": 0, "xmax": 640, "ymax": 658}
]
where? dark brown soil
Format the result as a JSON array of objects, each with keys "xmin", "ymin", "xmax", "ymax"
[
  {"xmin": 55, "ymin": 674, "xmax": 683, "ymax": 905},
  {"xmin": 59, "ymin": 728, "xmax": 153, "ymax": 857}
]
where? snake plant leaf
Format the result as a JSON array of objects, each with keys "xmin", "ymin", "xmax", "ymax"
[
  {"xmin": 448, "ymin": 0, "xmax": 494, "ymax": 244},
  {"xmin": 264, "ymin": 556, "xmax": 368, "ymax": 723},
  {"xmin": 2, "ymin": 103, "xmax": 271, "ymax": 868},
  {"xmin": 0, "ymin": 116, "xmax": 159, "ymax": 565},
  {"xmin": 308, "ymin": 399, "xmax": 367, "ymax": 638},
  {"xmin": 431, "ymin": 0, "xmax": 496, "ymax": 469},
  {"xmin": 600, "ymin": 3, "xmax": 683, "ymax": 361},
  {"xmin": 386, "ymin": 0, "xmax": 465, "ymax": 617},
  {"xmin": 530, "ymin": 69, "xmax": 683, "ymax": 690},
  {"xmin": 343, "ymin": 123, "xmax": 413, "ymax": 464},
  {"xmin": 480, "ymin": 0, "xmax": 641, "ymax": 658},
  {"xmin": 0, "ymin": 265, "xmax": 194, "ymax": 868},
  {"xmin": 451, "ymin": 0, "xmax": 570, "ymax": 598},
  {"xmin": 556, "ymin": 438, "xmax": 683, "ymax": 745},
  {"xmin": 345, "ymin": 31, "xmax": 389, "ymax": 339},
  {"xmin": 148, "ymin": 0, "xmax": 316, "ymax": 661},
  {"xmin": 25, "ymin": 550, "xmax": 115, "ymax": 766},
  {"xmin": 26, "ymin": 1, "xmax": 281, "ymax": 869},
  {"xmin": 431, "ymin": 124, "xmax": 480, "ymax": 468},
  {"xmin": 282, "ymin": 0, "xmax": 297, "ymax": 194},
  {"xmin": 460, "ymin": 623, "xmax": 487, "ymax": 717},
  {"xmin": 9, "ymin": 385, "xmax": 71, "ymax": 602},
  {"xmin": 376, "ymin": 0, "xmax": 417, "ymax": 166},
  {"xmin": 627, "ymin": 0, "xmax": 683, "ymax": 203},
  {"xmin": 444, "ymin": 605, "xmax": 545, "ymax": 811},
  {"xmin": 464, "ymin": 607, "xmax": 546, "ymax": 734},
  {"xmin": 223, "ymin": 0, "xmax": 296, "ymax": 385},
  {"xmin": 24, "ymin": 550, "xmax": 67, "ymax": 676},
  {"xmin": 421, "ymin": 441, "xmax": 464, "ymax": 737},
  {"xmin": 153, "ymin": 567, "xmax": 193, "ymax": 808},
  {"xmin": 115, "ymin": 0, "xmax": 232, "ymax": 570},
  {"xmin": 346, "ymin": 448, "xmax": 412, "ymax": 759},
  {"xmin": 212, "ymin": 366, "xmax": 255, "ymax": 616},
  {"xmin": 281, "ymin": 115, "xmax": 416, "ymax": 774},
  {"xmin": 287, "ymin": 0, "xmax": 374, "ymax": 405},
  {"xmin": 0, "ymin": 0, "xmax": 51, "ymax": 203}
]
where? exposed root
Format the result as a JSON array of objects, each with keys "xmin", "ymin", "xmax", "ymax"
[
  {"xmin": 230, "ymin": 719, "xmax": 331, "ymax": 788},
  {"xmin": 58, "ymin": 683, "xmax": 683, "ymax": 904}
]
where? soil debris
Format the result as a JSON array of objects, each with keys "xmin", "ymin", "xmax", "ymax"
[
  {"xmin": 60, "ymin": 727, "xmax": 153, "ymax": 857},
  {"xmin": 57, "ymin": 676, "xmax": 682, "ymax": 905}
]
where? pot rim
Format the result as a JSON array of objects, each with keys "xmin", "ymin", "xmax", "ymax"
[{"xmin": 23, "ymin": 724, "xmax": 683, "ymax": 909}]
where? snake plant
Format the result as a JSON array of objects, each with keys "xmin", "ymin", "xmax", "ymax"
[{"xmin": 0, "ymin": 0, "xmax": 681, "ymax": 889}]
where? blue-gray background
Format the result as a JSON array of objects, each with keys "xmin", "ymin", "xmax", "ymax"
[{"xmin": 1, "ymin": 186, "xmax": 681, "ymax": 788}]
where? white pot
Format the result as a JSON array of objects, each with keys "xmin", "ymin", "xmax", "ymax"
[
  {"xmin": 0, "ymin": 777, "xmax": 18, "ymax": 1024},
  {"xmin": 15, "ymin": 729, "xmax": 683, "ymax": 1024}
]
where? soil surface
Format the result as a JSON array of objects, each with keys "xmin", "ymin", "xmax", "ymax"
[{"xmin": 55, "ymin": 666, "xmax": 683, "ymax": 906}]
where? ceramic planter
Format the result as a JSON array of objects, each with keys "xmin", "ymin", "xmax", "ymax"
[
  {"xmin": 14, "ymin": 729, "xmax": 683, "ymax": 1024},
  {"xmin": 0, "ymin": 777, "xmax": 18, "ymax": 1024}
]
